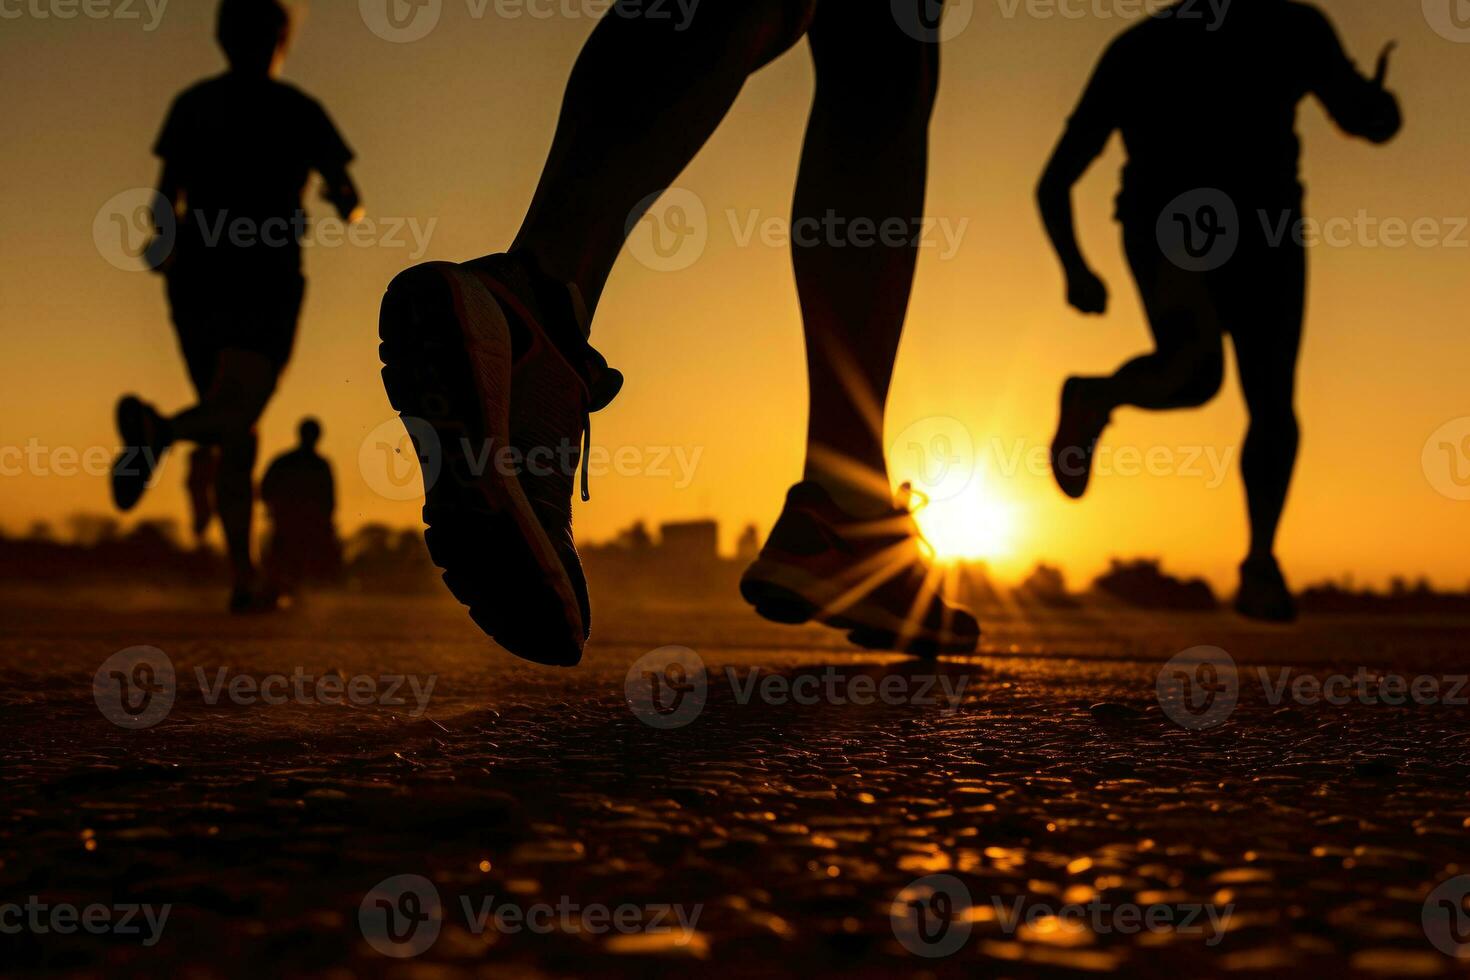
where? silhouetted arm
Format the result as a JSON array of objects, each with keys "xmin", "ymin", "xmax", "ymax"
[
  {"xmin": 150, "ymin": 92, "xmax": 193, "ymax": 274},
  {"xmin": 146, "ymin": 161, "xmax": 185, "ymax": 274},
  {"xmin": 1304, "ymin": 8, "xmax": 1401, "ymax": 144},
  {"xmin": 307, "ymin": 98, "xmax": 364, "ymax": 223},
  {"xmin": 319, "ymin": 163, "xmax": 365, "ymax": 224},
  {"xmin": 1037, "ymin": 45, "xmax": 1119, "ymax": 315}
]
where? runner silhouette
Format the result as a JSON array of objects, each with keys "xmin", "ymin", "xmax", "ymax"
[
  {"xmin": 261, "ymin": 418, "xmax": 343, "ymax": 598},
  {"xmin": 379, "ymin": 1, "xmax": 979, "ymax": 665},
  {"xmin": 1037, "ymin": 0, "xmax": 1401, "ymax": 621},
  {"xmin": 110, "ymin": 0, "xmax": 361, "ymax": 613}
]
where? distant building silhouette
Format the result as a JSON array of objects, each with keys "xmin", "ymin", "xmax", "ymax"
[
  {"xmin": 736, "ymin": 524, "xmax": 761, "ymax": 562},
  {"xmin": 658, "ymin": 520, "xmax": 720, "ymax": 564}
]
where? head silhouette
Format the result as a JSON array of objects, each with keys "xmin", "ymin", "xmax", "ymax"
[
  {"xmin": 298, "ymin": 417, "xmax": 322, "ymax": 451},
  {"xmin": 217, "ymin": 0, "xmax": 292, "ymax": 77}
]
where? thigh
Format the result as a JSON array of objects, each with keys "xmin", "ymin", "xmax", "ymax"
[
  {"xmin": 808, "ymin": 0, "xmax": 940, "ymax": 89},
  {"xmin": 167, "ymin": 276, "xmax": 219, "ymax": 396},
  {"xmin": 707, "ymin": 0, "xmax": 820, "ymax": 71},
  {"xmin": 203, "ymin": 349, "xmax": 281, "ymax": 430},
  {"xmin": 1123, "ymin": 225, "xmax": 1223, "ymax": 354}
]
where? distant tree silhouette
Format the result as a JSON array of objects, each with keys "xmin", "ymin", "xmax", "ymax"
[
  {"xmin": 1092, "ymin": 559, "xmax": 1217, "ymax": 612},
  {"xmin": 1015, "ymin": 563, "xmax": 1078, "ymax": 609}
]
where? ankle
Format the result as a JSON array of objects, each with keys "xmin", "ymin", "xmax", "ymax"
[
  {"xmin": 804, "ymin": 472, "xmax": 891, "ymax": 520},
  {"xmin": 510, "ymin": 248, "xmax": 595, "ymax": 327}
]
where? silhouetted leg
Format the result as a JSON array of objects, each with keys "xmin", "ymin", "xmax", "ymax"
[
  {"xmin": 217, "ymin": 431, "xmax": 260, "ymax": 587},
  {"xmin": 1229, "ymin": 243, "xmax": 1306, "ymax": 562},
  {"xmin": 1090, "ymin": 250, "xmax": 1225, "ymax": 414},
  {"xmin": 511, "ymin": 0, "xmax": 819, "ymax": 311},
  {"xmin": 794, "ymin": 2, "xmax": 940, "ymax": 516},
  {"xmin": 170, "ymin": 349, "xmax": 278, "ymax": 445},
  {"xmin": 1051, "ymin": 238, "xmax": 1228, "ymax": 498},
  {"xmin": 169, "ymin": 349, "xmax": 279, "ymax": 588},
  {"xmin": 186, "ymin": 447, "xmax": 219, "ymax": 539}
]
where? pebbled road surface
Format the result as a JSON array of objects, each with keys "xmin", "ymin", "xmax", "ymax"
[{"xmin": 3, "ymin": 586, "xmax": 1470, "ymax": 977}]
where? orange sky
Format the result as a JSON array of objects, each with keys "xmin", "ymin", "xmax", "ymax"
[{"xmin": 2, "ymin": 1, "xmax": 1468, "ymax": 590}]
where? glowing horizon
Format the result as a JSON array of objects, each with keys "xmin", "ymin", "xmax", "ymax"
[{"xmin": 2, "ymin": 2, "xmax": 1468, "ymax": 593}]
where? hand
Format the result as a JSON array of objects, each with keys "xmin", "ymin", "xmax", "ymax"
[
  {"xmin": 1066, "ymin": 266, "xmax": 1108, "ymax": 315},
  {"xmin": 1374, "ymin": 41, "xmax": 1396, "ymax": 87}
]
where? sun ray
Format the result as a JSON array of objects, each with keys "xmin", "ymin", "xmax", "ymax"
[
  {"xmin": 817, "ymin": 539, "xmax": 918, "ymax": 620},
  {"xmin": 805, "ymin": 444, "xmax": 898, "ymax": 503},
  {"xmin": 817, "ymin": 332, "xmax": 887, "ymax": 446}
]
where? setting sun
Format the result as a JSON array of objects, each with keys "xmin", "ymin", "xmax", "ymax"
[{"xmin": 908, "ymin": 477, "xmax": 1021, "ymax": 566}]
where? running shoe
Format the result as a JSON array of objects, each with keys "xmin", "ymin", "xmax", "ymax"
[
  {"xmin": 1051, "ymin": 377, "xmax": 1111, "ymax": 499},
  {"xmin": 1235, "ymin": 555, "xmax": 1297, "ymax": 623},
  {"xmin": 740, "ymin": 481, "xmax": 980, "ymax": 656},
  {"xmin": 378, "ymin": 254, "xmax": 622, "ymax": 667},
  {"xmin": 111, "ymin": 395, "xmax": 171, "ymax": 512}
]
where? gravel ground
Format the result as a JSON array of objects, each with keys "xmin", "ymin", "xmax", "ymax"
[{"xmin": 3, "ymin": 585, "xmax": 1470, "ymax": 977}]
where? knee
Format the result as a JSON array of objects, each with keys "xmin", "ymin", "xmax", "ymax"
[
  {"xmin": 1248, "ymin": 404, "xmax": 1299, "ymax": 442},
  {"xmin": 674, "ymin": 0, "xmax": 815, "ymax": 64},
  {"xmin": 812, "ymin": 18, "xmax": 939, "ymax": 129},
  {"xmin": 218, "ymin": 431, "xmax": 259, "ymax": 472},
  {"xmin": 1170, "ymin": 348, "xmax": 1225, "ymax": 408}
]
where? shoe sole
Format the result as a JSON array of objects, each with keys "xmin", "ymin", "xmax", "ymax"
[
  {"xmin": 111, "ymin": 396, "xmax": 160, "ymax": 512},
  {"xmin": 1051, "ymin": 380, "xmax": 1096, "ymax": 500},
  {"xmin": 740, "ymin": 559, "xmax": 978, "ymax": 656},
  {"xmin": 379, "ymin": 262, "xmax": 585, "ymax": 667}
]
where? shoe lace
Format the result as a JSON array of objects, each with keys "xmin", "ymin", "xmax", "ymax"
[
  {"xmin": 895, "ymin": 481, "xmax": 937, "ymax": 563},
  {"xmin": 580, "ymin": 412, "xmax": 592, "ymax": 503}
]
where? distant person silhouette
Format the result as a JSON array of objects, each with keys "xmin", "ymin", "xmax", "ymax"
[
  {"xmin": 110, "ymin": 0, "xmax": 361, "ymax": 613},
  {"xmin": 1037, "ymin": 0, "xmax": 1401, "ymax": 622},
  {"xmin": 378, "ymin": 1, "xmax": 978, "ymax": 665},
  {"xmin": 261, "ymin": 417, "xmax": 342, "ymax": 596}
]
